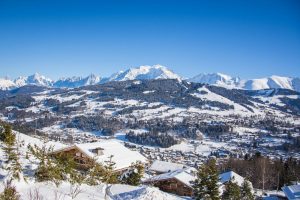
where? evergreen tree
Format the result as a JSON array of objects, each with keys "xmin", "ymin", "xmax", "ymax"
[
  {"xmin": 85, "ymin": 159, "xmax": 106, "ymax": 185},
  {"xmin": 2, "ymin": 125, "xmax": 22, "ymax": 180},
  {"xmin": 222, "ymin": 178, "xmax": 241, "ymax": 200},
  {"xmin": 27, "ymin": 143, "xmax": 62, "ymax": 186},
  {"xmin": 55, "ymin": 153, "xmax": 84, "ymax": 185},
  {"xmin": 193, "ymin": 159, "xmax": 220, "ymax": 200},
  {"xmin": 241, "ymin": 180, "xmax": 254, "ymax": 200},
  {"xmin": 0, "ymin": 125, "xmax": 5, "ymax": 141},
  {"xmin": 103, "ymin": 155, "xmax": 119, "ymax": 200},
  {"xmin": 120, "ymin": 161, "xmax": 144, "ymax": 186},
  {"xmin": 103, "ymin": 155, "xmax": 119, "ymax": 184},
  {"xmin": 0, "ymin": 179, "xmax": 20, "ymax": 200}
]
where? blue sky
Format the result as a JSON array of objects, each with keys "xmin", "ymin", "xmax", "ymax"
[{"xmin": 0, "ymin": 0, "xmax": 299, "ymax": 79}]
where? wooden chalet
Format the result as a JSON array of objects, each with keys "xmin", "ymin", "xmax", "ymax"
[
  {"xmin": 50, "ymin": 140, "xmax": 147, "ymax": 172},
  {"xmin": 143, "ymin": 167, "xmax": 196, "ymax": 196}
]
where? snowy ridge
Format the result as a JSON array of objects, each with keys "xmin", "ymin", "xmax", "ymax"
[
  {"xmin": 1, "ymin": 65, "xmax": 300, "ymax": 92},
  {"xmin": 0, "ymin": 78, "xmax": 16, "ymax": 90},
  {"xmin": 15, "ymin": 73, "xmax": 54, "ymax": 87},
  {"xmin": 241, "ymin": 75, "xmax": 294, "ymax": 90},
  {"xmin": 190, "ymin": 73, "xmax": 300, "ymax": 92},
  {"xmin": 188, "ymin": 73, "xmax": 240, "ymax": 88},
  {"xmin": 54, "ymin": 74, "xmax": 101, "ymax": 88},
  {"xmin": 102, "ymin": 65, "xmax": 182, "ymax": 82}
]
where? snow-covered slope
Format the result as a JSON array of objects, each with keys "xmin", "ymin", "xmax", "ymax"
[
  {"xmin": 241, "ymin": 75, "xmax": 295, "ymax": 91},
  {"xmin": 102, "ymin": 65, "xmax": 182, "ymax": 82},
  {"xmin": 188, "ymin": 73, "xmax": 240, "ymax": 88},
  {"xmin": 54, "ymin": 74, "xmax": 101, "ymax": 88}
]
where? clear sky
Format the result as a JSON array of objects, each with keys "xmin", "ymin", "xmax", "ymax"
[{"xmin": 0, "ymin": 0, "xmax": 299, "ymax": 79}]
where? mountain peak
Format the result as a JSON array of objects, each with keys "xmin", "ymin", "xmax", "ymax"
[
  {"xmin": 15, "ymin": 73, "xmax": 53, "ymax": 87},
  {"xmin": 105, "ymin": 65, "xmax": 182, "ymax": 82},
  {"xmin": 188, "ymin": 72, "xmax": 240, "ymax": 88}
]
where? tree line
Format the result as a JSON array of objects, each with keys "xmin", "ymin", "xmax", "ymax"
[{"xmin": 219, "ymin": 153, "xmax": 300, "ymax": 191}]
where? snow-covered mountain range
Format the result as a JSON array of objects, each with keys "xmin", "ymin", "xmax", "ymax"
[
  {"xmin": 189, "ymin": 73, "xmax": 300, "ymax": 92},
  {"xmin": 1, "ymin": 65, "xmax": 300, "ymax": 92}
]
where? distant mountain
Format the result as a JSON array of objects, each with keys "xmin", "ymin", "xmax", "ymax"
[
  {"xmin": 1, "ymin": 65, "xmax": 299, "ymax": 92},
  {"xmin": 54, "ymin": 74, "xmax": 101, "ymax": 88},
  {"xmin": 0, "ymin": 78, "xmax": 16, "ymax": 90},
  {"xmin": 189, "ymin": 73, "xmax": 300, "ymax": 92},
  {"xmin": 14, "ymin": 73, "xmax": 53, "ymax": 87},
  {"xmin": 101, "ymin": 65, "xmax": 182, "ymax": 83},
  {"xmin": 188, "ymin": 73, "xmax": 240, "ymax": 88},
  {"xmin": 240, "ymin": 76, "xmax": 298, "ymax": 91}
]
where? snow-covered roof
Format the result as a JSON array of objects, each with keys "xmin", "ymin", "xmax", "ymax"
[
  {"xmin": 55, "ymin": 139, "xmax": 147, "ymax": 170},
  {"xmin": 109, "ymin": 184, "xmax": 185, "ymax": 200},
  {"xmin": 282, "ymin": 184, "xmax": 300, "ymax": 200},
  {"xmin": 219, "ymin": 171, "xmax": 245, "ymax": 187},
  {"xmin": 149, "ymin": 160, "xmax": 186, "ymax": 173},
  {"xmin": 15, "ymin": 131, "xmax": 65, "ymax": 151},
  {"xmin": 144, "ymin": 167, "xmax": 197, "ymax": 188}
]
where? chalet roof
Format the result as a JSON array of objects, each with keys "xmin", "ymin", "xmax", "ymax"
[
  {"xmin": 149, "ymin": 160, "xmax": 186, "ymax": 173},
  {"xmin": 282, "ymin": 184, "xmax": 300, "ymax": 200},
  {"xmin": 219, "ymin": 171, "xmax": 245, "ymax": 187},
  {"xmin": 144, "ymin": 167, "xmax": 197, "ymax": 188},
  {"xmin": 53, "ymin": 139, "xmax": 147, "ymax": 170}
]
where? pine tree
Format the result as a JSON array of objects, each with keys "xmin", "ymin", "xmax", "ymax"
[
  {"xmin": 55, "ymin": 153, "xmax": 83, "ymax": 185},
  {"xmin": 222, "ymin": 178, "xmax": 241, "ymax": 200},
  {"xmin": 0, "ymin": 125, "xmax": 5, "ymax": 141},
  {"xmin": 193, "ymin": 163, "xmax": 209, "ymax": 199},
  {"xmin": 86, "ymin": 161, "xmax": 106, "ymax": 185},
  {"xmin": 103, "ymin": 155, "xmax": 119, "ymax": 184},
  {"xmin": 120, "ymin": 161, "xmax": 144, "ymax": 186},
  {"xmin": 0, "ymin": 179, "xmax": 20, "ymax": 200},
  {"xmin": 103, "ymin": 155, "xmax": 119, "ymax": 200},
  {"xmin": 241, "ymin": 180, "xmax": 254, "ymax": 200},
  {"xmin": 2, "ymin": 125, "xmax": 22, "ymax": 181},
  {"xmin": 193, "ymin": 159, "xmax": 220, "ymax": 200},
  {"xmin": 27, "ymin": 143, "xmax": 63, "ymax": 186}
]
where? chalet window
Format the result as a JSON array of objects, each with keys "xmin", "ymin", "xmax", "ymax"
[
  {"xmin": 75, "ymin": 152, "xmax": 81, "ymax": 157},
  {"xmin": 170, "ymin": 183, "xmax": 177, "ymax": 188}
]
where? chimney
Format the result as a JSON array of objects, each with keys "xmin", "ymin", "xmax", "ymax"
[{"xmin": 92, "ymin": 147, "xmax": 104, "ymax": 156}]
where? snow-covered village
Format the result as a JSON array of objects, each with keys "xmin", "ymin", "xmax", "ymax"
[{"xmin": 1, "ymin": 0, "xmax": 300, "ymax": 200}]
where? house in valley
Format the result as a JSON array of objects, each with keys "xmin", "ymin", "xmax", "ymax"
[
  {"xmin": 219, "ymin": 171, "xmax": 246, "ymax": 187},
  {"xmin": 143, "ymin": 167, "xmax": 197, "ymax": 196},
  {"xmin": 219, "ymin": 171, "xmax": 253, "ymax": 195},
  {"xmin": 50, "ymin": 139, "xmax": 147, "ymax": 171}
]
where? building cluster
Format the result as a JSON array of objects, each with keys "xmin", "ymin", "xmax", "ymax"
[{"xmin": 48, "ymin": 136, "xmax": 299, "ymax": 199}]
